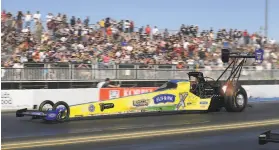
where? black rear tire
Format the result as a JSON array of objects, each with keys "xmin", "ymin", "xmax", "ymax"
[
  {"xmin": 224, "ymin": 86, "xmax": 247, "ymax": 112},
  {"xmin": 53, "ymin": 101, "xmax": 70, "ymax": 122}
]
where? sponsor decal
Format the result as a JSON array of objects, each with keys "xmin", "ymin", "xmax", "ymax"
[
  {"xmin": 1, "ymin": 92, "xmax": 12, "ymax": 105},
  {"xmin": 153, "ymin": 94, "xmax": 176, "ymax": 104},
  {"xmin": 47, "ymin": 113, "xmax": 56, "ymax": 118},
  {"xmin": 133, "ymin": 99, "xmax": 150, "ymax": 107},
  {"xmin": 188, "ymin": 95, "xmax": 198, "ymax": 100},
  {"xmin": 200, "ymin": 105, "xmax": 206, "ymax": 108},
  {"xmin": 109, "ymin": 90, "xmax": 120, "ymax": 99},
  {"xmin": 31, "ymin": 112, "xmax": 44, "ymax": 116},
  {"xmin": 99, "ymin": 88, "xmax": 157, "ymax": 101},
  {"xmin": 56, "ymin": 106, "xmax": 66, "ymax": 112},
  {"xmin": 200, "ymin": 101, "xmax": 208, "ymax": 105},
  {"xmin": 123, "ymin": 110, "xmax": 142, "ymax": 113},
  {"xmin": 88, "ymin": 104, "xmax": 95, "ymax": 112},
  {"xmin": 176, "ymin": 92, "xmax": 188, "ymax": 110},
  {"xmin": 45, "ymin": 112, "xmax": 57, "ymax": 120},
  {"xmin": 99, "ymin": 103, "xmax": 114, "ymax": 112}
]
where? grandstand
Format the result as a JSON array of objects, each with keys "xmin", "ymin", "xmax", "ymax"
[{"xmin": 1, "ymin": 10, "xmax": 279, "ymax": 89}]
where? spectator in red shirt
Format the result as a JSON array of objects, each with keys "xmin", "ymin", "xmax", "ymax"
[
  {"xmin": 1, "ymin": 10, "xmax": 6, "ymax": 22},
  {"xmin": 145, "ymin": 25, "xmax": 151, "ymax": 36},
  {"xmin": 130, "ymin": 21, "xmax": 134, "ymax": 33},
  {"xmin": 243, "ymin": 29, "xmax": 249, "ymax": 45}
]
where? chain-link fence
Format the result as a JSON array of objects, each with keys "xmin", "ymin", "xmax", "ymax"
[{"xmin": 2, "ymin": 64, "xmax": 278, "ymax": 81}]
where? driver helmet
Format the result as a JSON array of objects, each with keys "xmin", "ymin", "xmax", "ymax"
[{"xmin": 190, "ymin": 76, "xmax": 198, "ymax": 82}]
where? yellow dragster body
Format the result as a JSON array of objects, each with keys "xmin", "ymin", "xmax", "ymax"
[{"xmin": 68, "ymin": 80, "xmax": 212, "ymax": 118}]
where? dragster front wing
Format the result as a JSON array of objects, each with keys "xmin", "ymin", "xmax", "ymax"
[{"xmin": 16, "ymin": 108, "xmax": 64, "ymax": 121}]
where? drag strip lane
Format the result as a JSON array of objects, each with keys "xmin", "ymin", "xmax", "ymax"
[
  {"xmin": 2, "ymin": 119, "xmax": 279, "ymax": 150},
  {"xmin": 1, "ymin": 102, "xmax": 279, "ymax": 145}
]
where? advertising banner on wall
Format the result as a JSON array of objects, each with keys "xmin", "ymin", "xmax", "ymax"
[
  {"xmin": 1, "ymin": 90, "xmax": 34, "ymax": 110},
  {"xmin": 99, "ymin": 87, "xmax": 157, "ymax": 101}
]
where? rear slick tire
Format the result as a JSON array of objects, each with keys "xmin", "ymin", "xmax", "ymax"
[
  {"xmin": 53, "ymin": 101, "xmax": 70, "ymax": 122},
  {"xmin": 224, "ymin": 86, "xmax": 247, "ymax": 112}
]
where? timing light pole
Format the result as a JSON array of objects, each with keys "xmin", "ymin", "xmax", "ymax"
[{"xmin": 265, "ymin": 0, "xmax": 268, "ymax": 38}]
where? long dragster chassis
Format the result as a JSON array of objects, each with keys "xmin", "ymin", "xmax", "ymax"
[{"xmin": 15, "ymin": 46, "xmax": 264, "ymax": 122}]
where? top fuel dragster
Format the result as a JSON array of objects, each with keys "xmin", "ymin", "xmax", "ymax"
[{"xmin": 16, "ymin": 46, "xmax": 264, "ymax": 122}]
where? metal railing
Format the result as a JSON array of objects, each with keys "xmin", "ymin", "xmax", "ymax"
[{"xmin": 1, "ymin": 65, "xmax": 278, "ymax": 82}]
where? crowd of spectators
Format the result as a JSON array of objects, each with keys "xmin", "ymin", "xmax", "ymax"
[{"xmin": 1, "ymin": 10, "xmax": 279, "ymax": 70}]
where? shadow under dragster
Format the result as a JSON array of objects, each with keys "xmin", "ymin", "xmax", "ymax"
[{"xmin": 259, "ymin": 131, "xmax": 279, "ymax": 145}]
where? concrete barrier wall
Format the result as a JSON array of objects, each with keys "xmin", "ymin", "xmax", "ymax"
[{"xmin": 2, "ymin": 85, "xmax": 279, "ymax": 112}]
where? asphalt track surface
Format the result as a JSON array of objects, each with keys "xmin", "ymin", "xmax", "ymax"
[{"xmin": 2, "ymin": 101, "xmax": 279, "ymax": 150}]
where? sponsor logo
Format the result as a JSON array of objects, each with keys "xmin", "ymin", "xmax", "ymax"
[
  {"xmin": 109, "ymin": 90, "xmax": 120, "ymax": 99},
  {"xmin": 99, "ymin": 103, "xmax": 114, "ymax": 112},
  {"xmin": 188, "ymin": 95, "xmax": 198, "ymax": 100},
  {"xmin": 1, "ymin": 92, "xmax": 12, "ymax": 105},
  {"xmin": 200, "ymin": 101, "xmax": 208, "ymax": 105},
  {"xmin": 123, "ymin": 110, "xmax": 142, "ymax": 113},
  {"xmin": 153, "ymin": 94, "xmax": 176, "ymax": 104},
  {"xmin": 31, "ymin": 112, "xmax": 44, "ymax": 116},
  {"xmin": 176, "ymin": 92, "xmax": 188, "ymax": 110},
  {"xmin": 47, "ymin": 113, "xmax": 56, "ymax": 118},
  {"xmin": 187, "ymin": 102, "xmax": 192, "ymax": 105},
  {"xmin": 133, "ymin": 99, "xmax": 150, "ymax": 107},
  {"xmin": 56, "ymin": 106, "xmax": 66, "ymax": 112},
  {"xmin": 88, "ymin": 104, "xmax": 95, "ymax": 112}
]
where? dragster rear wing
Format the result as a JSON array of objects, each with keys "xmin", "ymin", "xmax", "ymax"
[
  {"xmin": 259, "ymin": 130, "xmax": 279, "ymax": 145},
  {"xmin": 216, "ymin": 44, "xmax": 264, "ymax": 82},
  {"xmin": 221, "ymin": 48, "xmax": 264, "ymax": 63}
]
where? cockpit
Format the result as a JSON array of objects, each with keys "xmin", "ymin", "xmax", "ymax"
[{"xmin": 189, "ymin": 76, "xmax": 199, "ymax": 94}]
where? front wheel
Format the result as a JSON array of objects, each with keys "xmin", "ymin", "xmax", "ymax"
[
  {"xmin": 33, "ymin": 100, "xmax": 54, "ymax": 119},
  {"xmin": 53, "ymin": 101, "xmax": 70, "ymax": 122},
  {"xmin": 38, "ymin": 100, "xmax": 54, "ymax": 111},
  {"xmin": 224, "ymin": 86, "xmax": 247, "ymax": 112}
]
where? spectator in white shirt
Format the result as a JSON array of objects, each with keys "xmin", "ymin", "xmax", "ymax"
[
  {"xmin": 269, "ymin": 38, "xmax": 276, "ymax": 45},
  {"xmin": 46, "ymin": 13, "xmax": 53, "ymax": 23},
  {"xmin": 152, "ymin": 26, "xmax": 159, "ymax": 40},
  {"xmin": 33, "ymin": 11, "xmax": 41, "ymax": 23},
  {"xmin": 183, "ymin": 40, "xmax": 189, "ymax": 50},
  {"xmin": 21, "ymin": 27, "xmax": 30, "ymax": 33},
  {"xmin": 124, "ymin": 20, "xmax": 130, "ymax": 33},
  {"xmin": 25, "ymin": 11, "xmax": 32, "ymax": 27}
]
